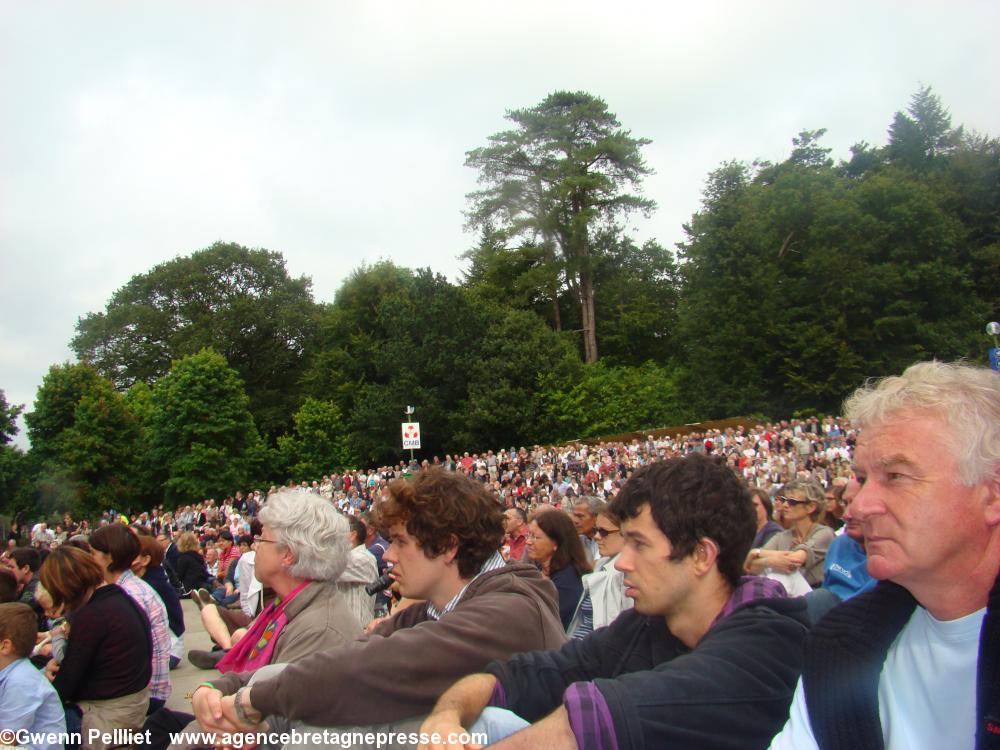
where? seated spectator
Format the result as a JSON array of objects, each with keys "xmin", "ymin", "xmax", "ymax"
[
  {"xmin": 821, "ymin": 478, "xmax": 875, "ymax": 602},
  {"xmin": 233, "ymin": 524, "xmax": 264, "ymax": 621},
  {"xmin": 527, "ymin": 510, "xmax": 592, "ymax": 630},
  {"xmin": 156, "ymin": 533, "xmax": 180, "ymax": 578},
  {"xmin": 0, "ymin": 568, "xmax": 18, "ymax": 603},
  {"xmin": 770, "ymin": 361, "xmax": 1000, "ymax": 749},
  {"xmin": 750, "ymin": 488, "xmax": 783, "ymax": 548},
  {"xmin": 820, "ymin": 481, "xmax": 847, "ymax": 531},
  {"xmin": 361, "ymin": 513, "xmax": 391, "ymax": 616},
  {"xmin": 39, "ymin": 547, "xmax": 152, "ymax": 750},
  {"xmin": 502, "ymin": 507, "xmax": 529, "ymax": 562},
  {"xmin": 571, "ymin": 497, "xmax": 604, "ymax": 563},
  {"xmin": 0, "ymin": 602, "xmax": 66, "ymax": 750},
  {"xmin": 421, "ymin": 454, "xmax": 810, "ymax": 749},
  {"xmin": 149, "ymin": 489, "xmax": 361, "ymax": 749},
  {"xmin": 745, "ymin": 479, "xmax": 835, "ymax": 589},
  {"xmin": 89, "ymin": 523, "xmax": 172, "ymax": 711},
  {"xmin": 193, "ymin": 468, "xmax": 565, "ymax": 741},
  {"xmin": 203, "ymin": 546, "xmax": 220, "ymax": 582},
  {"xmin": 133, "ymin": 534, "xmax": 186, "ymax": 670},
  {"xmin": 174, "ymin": 532, "xmax": 212, "ymax": 594},
  {"xmin": 186, "ymin": 491, "xmax": 358, "ymax": 671},
  {"xmin": 4, "ymin": 548, "xmax": 46, "ymax": 631},
  {"xmin": 206, "ymin": 535, "xmax": 252, "ymax": 608},
  {"xmin": 567, "ymin": 506, "xmax": 632, "ymax": 639},
  {"xmin": 216, "ymin": 530, "xmax": 241, "ymax": 579},
  {"xmin": 336, "ymin": 515, "xmax": 377, "ymax": 631}
]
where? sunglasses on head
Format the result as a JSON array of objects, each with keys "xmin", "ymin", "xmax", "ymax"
[
  {"xmin": 776, "ymin": 496, "xmax": 811, "ymax": 506},
  {"xmin": 595, "ymin": 527, "xmax": 620, "ymax": 538}
]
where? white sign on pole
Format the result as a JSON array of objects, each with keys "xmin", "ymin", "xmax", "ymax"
[{"xmin": 402, "ymin": 422, "xmax": 421, "ymax": 449}]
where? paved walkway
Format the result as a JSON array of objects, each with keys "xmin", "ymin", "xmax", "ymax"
[{"xmin": 166, "ymin": 598, "xmax": 217, "ymax": 713}]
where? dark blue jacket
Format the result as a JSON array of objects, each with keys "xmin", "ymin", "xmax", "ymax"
[
  {"xmin": 488, "ymin": 594, "xmax": 810, "ymax": 750},
  {"xmin": 142, "ymin": 566, "xmax": 185, "ymax": 637}
]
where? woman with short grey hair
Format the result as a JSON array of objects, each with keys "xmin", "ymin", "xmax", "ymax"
[
  {"xmin": 258, "ymin": 490, "xmax": 350, "ymax": 582},
  {"xmin": 745, "ymin": 479, "xmax": 834, "ymax": 588}
]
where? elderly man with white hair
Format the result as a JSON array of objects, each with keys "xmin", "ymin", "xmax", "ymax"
[{"xmin": 770, "ymin": 361, "xmax": 1000, "ymax": 750}]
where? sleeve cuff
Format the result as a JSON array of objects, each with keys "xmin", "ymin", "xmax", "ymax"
[
  {"xmin": 563, "ymin": 682, "xmax": 619, "ymax": 750},
  {"xmin": 487, "ymin": 680, "xmax": 508, "ymax": 709}
]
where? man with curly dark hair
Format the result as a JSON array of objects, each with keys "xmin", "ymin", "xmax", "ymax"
[
  {"xmin": 420, "ymin": 454, "xmax": 812, "ymax": 750},
  {"xmin": 194, "ymin": 469, "xmax": 566, "ymax": 745}
]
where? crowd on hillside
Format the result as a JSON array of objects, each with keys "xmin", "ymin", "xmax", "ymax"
[
  {"xmin": 1, "ymin": 414, "xmax": 858, "ymax": 749},
  {"xmin": 3, "ymin": 361, "xmax": 994, "ymax": 750},
  {"xmin": 4, "ymin": 415, "xmax": 855, "ymax": 552}
]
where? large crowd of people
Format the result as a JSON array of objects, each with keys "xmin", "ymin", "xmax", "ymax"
[{"xmin": 0, "ymin": 360, "xmax": 996, "ymax": 750}]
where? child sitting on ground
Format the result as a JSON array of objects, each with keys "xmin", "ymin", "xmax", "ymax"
[{"xmin": 0, "ymin": 603, "xmax": 67, "ymax": 750}]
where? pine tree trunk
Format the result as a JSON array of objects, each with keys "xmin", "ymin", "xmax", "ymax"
[{"xmin": 580, "ymin": 270, "xmax": 598, "ymax": 363}]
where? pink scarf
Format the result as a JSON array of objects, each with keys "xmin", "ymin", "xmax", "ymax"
[{"xmin": 217, "ymin": 581, "xmax": 311, "ymax": 673}]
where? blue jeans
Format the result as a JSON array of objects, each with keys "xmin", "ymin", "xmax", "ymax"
[{"xmin": 469, "ymin": 707, "xmax": 531, "ymax": 745}]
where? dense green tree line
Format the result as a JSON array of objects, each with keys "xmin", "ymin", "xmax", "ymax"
[
  {"xmin": 1, "ymin": 87, "xmax": 994, "ymax": 515},
  {"xmin": 675, "ymin": 89, "xmax": 996, "ymax": 418}
]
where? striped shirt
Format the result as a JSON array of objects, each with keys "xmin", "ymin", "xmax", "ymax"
[
  {"xmin": 116, "ymin": 570, "xmax": 171, "ymax": 702},
  {"xmin": 425, "ymin": 551, "xmax": 507, "ymax": 621}
]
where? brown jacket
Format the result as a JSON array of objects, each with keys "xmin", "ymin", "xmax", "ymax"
[{"xmin": 231, "ymin": 561, "xmax": 565, "ymax": 726}]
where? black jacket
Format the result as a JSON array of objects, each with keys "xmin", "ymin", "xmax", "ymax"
[
  {"xmin": 488, "ymin": 594, "xmax": 810, "ymax": 750},
  {"xmin": 175, "ymin": 550, "xmax": 211, "ymax": 593},
  {"xmin": 802, "ymin": 575, "xmax": 1000, "ymax": 750},
  {"xmin": 54, "ymin": 585, "xmax": 152, "ymax": 702}
]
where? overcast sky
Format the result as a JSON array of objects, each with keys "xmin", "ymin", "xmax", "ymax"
[{"xmin": 2, "ymin": 0, "xmax": 998, "ymax": 448}]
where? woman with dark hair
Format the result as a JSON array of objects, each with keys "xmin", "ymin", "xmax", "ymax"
[
  {"xmin": 132, "ymin": 534, "xmax": 185, "ymax": 669},
  {"xmin": 527, "ymin": 510, "xmax": 592, "ymax": 629},
  {"xmin": 89, "ymin": 523, "xmax": 172, "ymax": 712},
  {"xmin": 39, "ymin": 546, "xmax": 152, "ymax": 750},
  {"xmin": 749, "ymin": 489, "xmax": 783, "ymax": 549}
]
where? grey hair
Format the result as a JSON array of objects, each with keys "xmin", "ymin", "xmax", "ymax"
[
  {"xmin": 574, "ymin": 495, "xmax": 607, "ymax": 517},
  {"xmin": 843, "ymin": 361, "xmax": 999, "ymax": 486},
  {"xmin": 258, "ymin": 490, "xmax": 350, "ymax": 581},
  {"xmin": 781, "ymin": 478, "xmax": 827, "ymax": 521}
]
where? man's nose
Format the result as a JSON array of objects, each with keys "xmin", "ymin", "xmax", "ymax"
[
  {"xmin": 849, "ymin": 480, "xmax": 880, "ymax": 522},
  {"xmin": 614, "ymin": 548, "xmax": 633, "ymax": 573}
]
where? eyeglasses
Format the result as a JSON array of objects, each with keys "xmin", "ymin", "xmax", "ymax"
[
  {"xmin": 775, "ymin": 496, "xmax": 811, "ymax": 507},
  {"xmin": 253, "ymin": 535, "xmax": 278, "ymax": 545},
  {"xmin": 595, "ymin": 527, "xmax": 620, "ymax": 538}
]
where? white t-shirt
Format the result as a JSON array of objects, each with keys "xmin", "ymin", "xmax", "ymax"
[
  {"xmin": 770, "ymin": 605, "xmax": 984, "ymax": 750},
  {"xmin": 237, "ymin": 550, "xmax": 262, "ymax": 617}
]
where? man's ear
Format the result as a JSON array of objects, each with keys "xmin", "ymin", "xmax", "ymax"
[
  {"xmin": 0, "ymin": 637, "xmax": 14, "ymax": 657},
  {"xmin": 984, "ymin": 466, "xmax": 1000, "ymax": 528},
  {"xmin": 441, "ymin": 534, "xmax": 460, "ymax": 565},
  {"xmin": 692, "ymin": 537, "xmax": 720, "ymax": 577}
]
